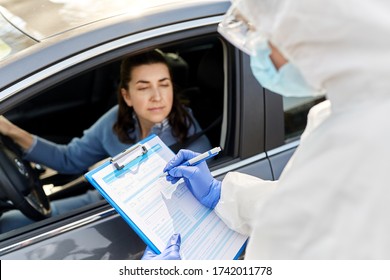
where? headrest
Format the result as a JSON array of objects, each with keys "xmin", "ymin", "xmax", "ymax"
[
  {"xmin": 164, "ymin": 52, "xmax": 189, "ymax": 88},
  {"xmin": 197, "ymin": 44, "xmax": 223, "ymax": 90}
]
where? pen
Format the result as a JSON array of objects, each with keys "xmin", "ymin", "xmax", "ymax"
[{"xmin": 159, "ymin": 147, "xmax": 221, "ymax": 178}]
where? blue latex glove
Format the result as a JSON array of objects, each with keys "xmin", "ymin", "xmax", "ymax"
[
  {"xmin": 164, "ymin": 149, "xmax": 221, "ymax": 209},
  {"xmin": 141, "ymin": 233, "xmax": 181, "ymax": 260}
]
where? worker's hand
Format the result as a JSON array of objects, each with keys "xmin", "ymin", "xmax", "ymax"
[
  {"xmin": 164, "ymin": 149, "xmax": 221, "ymax": 209},
  {"xmin": 141, "ymin": 233, "xmax": 181, "ymax": 260}
]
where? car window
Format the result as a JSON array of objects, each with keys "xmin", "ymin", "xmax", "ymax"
[
  {"xmin": 0, "ymin": 36, "xmax": 228, "ymax": 237},
  {"xmin": 164, "ymin": 39, "xmax": 226, "ymax": 151},
  {"xmin": 283, "ymin": 95, "xmax": 326, "ymax": 142}
]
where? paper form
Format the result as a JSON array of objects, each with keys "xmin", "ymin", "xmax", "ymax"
[{"xmin": 88, "ymin": 135, "xmax": 247, "ymax": 260}]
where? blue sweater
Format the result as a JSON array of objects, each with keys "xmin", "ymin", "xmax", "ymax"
[{"xmin": 25, "ymin": 105, "xmax": 211, "ymax": 174}]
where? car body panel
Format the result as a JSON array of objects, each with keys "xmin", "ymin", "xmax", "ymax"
[
  {"xmin": 0, "ymin": 208, "xmax": 146, "ymax": 260},
  {"xmin": 0, "ymin": 0, "xmax": 224, "ymax": 40}
]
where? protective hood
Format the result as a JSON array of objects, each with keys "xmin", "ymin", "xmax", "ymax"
[
  {"xmin": 237, "ymin": 0, "xmax": 390, "ymax": 112},
  {"xmin": 216, "ymin": 0, "xmax": 390, "ymax": 259}
]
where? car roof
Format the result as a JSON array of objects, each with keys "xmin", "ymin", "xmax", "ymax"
[
  {"xmin": 0, "ymin": 0, "xmax": 229, "ymax": 102},
  {"xmin": 0, "ymin": 0, "xmax": 225, "ymax": 40}
]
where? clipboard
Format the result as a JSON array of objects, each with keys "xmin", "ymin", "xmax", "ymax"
[
  {"xmin": 85, "ymin": 134, "xmax": 247, "ymax": 260},
  {"xmin": 110, "ymin": 143, "xmax": 148, "ymax": 170}
]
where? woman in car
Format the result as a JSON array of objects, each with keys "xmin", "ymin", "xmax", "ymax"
[{"xmin": 0, "ymin": 49, "xmax": 211, "ymax": 232}]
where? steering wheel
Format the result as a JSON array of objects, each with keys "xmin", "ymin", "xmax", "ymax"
[{"xmin": 0, "ymin": 134, "xmax": 51, "ymax": 220}]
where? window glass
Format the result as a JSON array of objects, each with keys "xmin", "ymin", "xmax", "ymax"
[{"xmin": 283, "ymin": 95, "xmax": 326, "ymax": 142}]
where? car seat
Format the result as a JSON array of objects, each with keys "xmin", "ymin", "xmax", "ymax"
[
  {"xmin": 164, "ymin": 52, "xmax": 190, "ymax": 90},
  {"xmin": 189, "ymin": 43, "xmax": 224, "ymax": 148}
]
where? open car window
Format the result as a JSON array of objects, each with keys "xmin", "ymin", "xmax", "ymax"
[{"xmin": 0, "ymin": 36, "xmax": 229, "ymax": 237}]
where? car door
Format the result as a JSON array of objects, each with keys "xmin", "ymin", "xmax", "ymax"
[{"xmin": 0, "ymin": 4, "xmax": 278, "ymax": 259}]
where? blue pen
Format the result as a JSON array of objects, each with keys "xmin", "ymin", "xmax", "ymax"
[{"xmin": 159, "ymin": 147, "xmax": 221, "ymax": 178}]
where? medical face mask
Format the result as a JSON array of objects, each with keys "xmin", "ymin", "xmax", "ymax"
[{"xmin": 250, "ymin": 43, "xmax": 324, "ymax": 98}]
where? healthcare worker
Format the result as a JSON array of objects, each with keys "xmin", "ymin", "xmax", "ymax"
[{"xmin": 143, "ymin": 0, "xmax": 390, "ymax": 259}]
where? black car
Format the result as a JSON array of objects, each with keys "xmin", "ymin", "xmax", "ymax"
[{"xmin": 0, "ymin": 0, "xmax": 324, "ymax": 259}]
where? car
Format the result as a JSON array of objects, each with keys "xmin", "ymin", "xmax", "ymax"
[{"xmin": 0, "ymin": 0, "xmax": 325, "ymax": 259}]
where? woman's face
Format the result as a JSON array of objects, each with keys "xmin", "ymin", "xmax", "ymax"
[{"xmin": 121, "ymin": 62, "xmax": 174, "ymax": 135}]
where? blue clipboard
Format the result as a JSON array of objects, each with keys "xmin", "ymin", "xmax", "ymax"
[
  {"xmin": 85, "ymin": 134, "xmax": 247, "ymax": 259},
  {"xmin": 85, "ymin": 134, "xmax": 160, "ymax": 253}
]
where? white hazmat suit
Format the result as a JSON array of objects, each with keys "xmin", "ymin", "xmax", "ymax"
[{"xmin": 215, "ymin": 0, "xmax": 390, "ymax": 259}]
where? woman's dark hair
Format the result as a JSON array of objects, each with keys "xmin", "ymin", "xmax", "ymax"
[{"xmin": 113, "ymin": 49, "xmax": 194, "ymax": 144}]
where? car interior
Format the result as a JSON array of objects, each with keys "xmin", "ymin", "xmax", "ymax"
[{"xmin": 0, "ymin": 37, "xmax": 227, "ymax": 232}]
